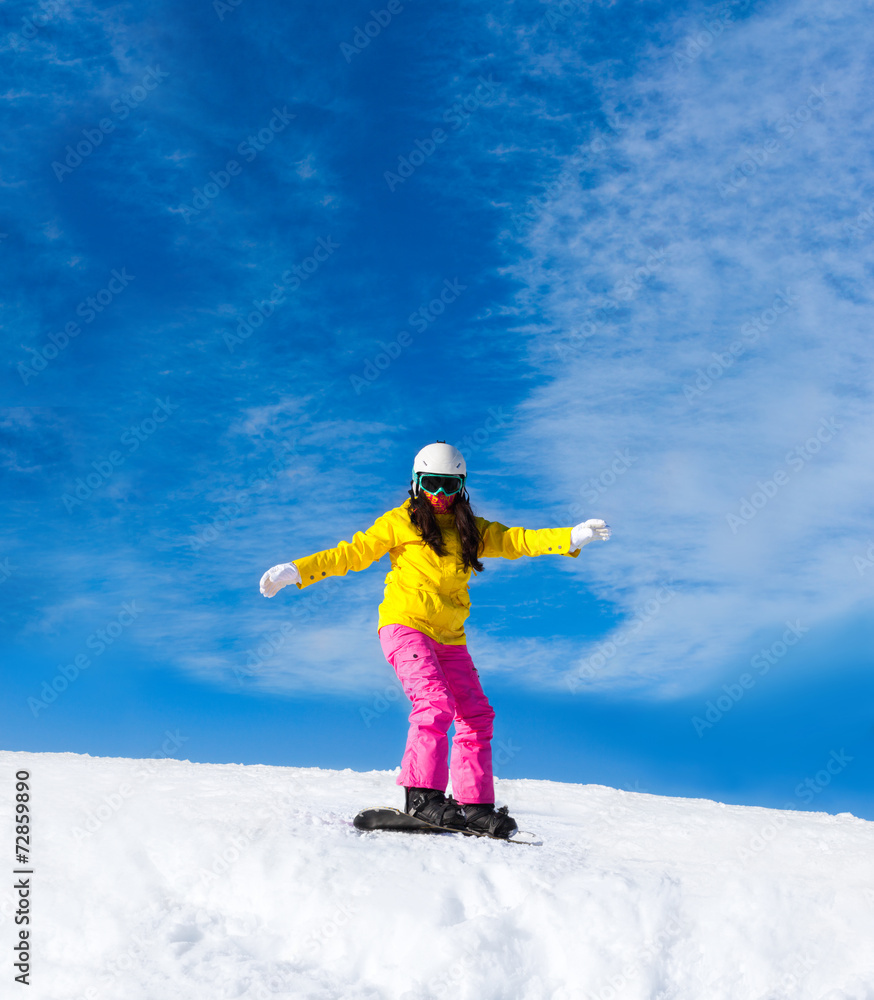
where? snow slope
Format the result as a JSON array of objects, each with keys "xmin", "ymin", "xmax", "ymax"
[{"xmin": 2, "ymin": 750, "xmax": 873, "ymax": 1000}]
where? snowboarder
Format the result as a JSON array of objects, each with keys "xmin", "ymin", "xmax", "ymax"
[{"xmin": 260, "ymin": 442, "xmax": 610, "ymax": 839}]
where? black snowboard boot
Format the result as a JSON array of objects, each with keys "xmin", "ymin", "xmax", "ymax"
[
  {"xmin": 461, "ymin": 803, "xmax": 518, "ymax": 839},
  {"xmin": 405, "ymin": 787, "xmax": 466, "ymax": 830}
]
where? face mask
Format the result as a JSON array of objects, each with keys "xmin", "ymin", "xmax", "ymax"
[{"xmin": 425, "ymin": 491, "xmax": 456, "ymax": 513}]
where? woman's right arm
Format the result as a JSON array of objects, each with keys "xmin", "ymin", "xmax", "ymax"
[{"xmin": 260, "ymin": 509, "xmax": 400, "ymax": 598}]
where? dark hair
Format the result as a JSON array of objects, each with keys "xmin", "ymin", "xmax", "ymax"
[{"xmin": 407, "ymin": 488, "xmax": 484, "ymax": 573}]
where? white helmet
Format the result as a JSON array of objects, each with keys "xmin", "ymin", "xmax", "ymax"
[{"xmin": 411, "ymin": 442, "xmax": 466, "ymax": 496}]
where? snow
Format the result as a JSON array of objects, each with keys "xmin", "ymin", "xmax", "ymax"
[{"xmin": 2, "ymin": 750, "xmax": 874, "ymax": 1000}]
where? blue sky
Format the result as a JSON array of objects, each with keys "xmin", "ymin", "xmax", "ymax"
[{"xmin": 3, "ymin": 0, "xmax": 873, "ymax": 818}]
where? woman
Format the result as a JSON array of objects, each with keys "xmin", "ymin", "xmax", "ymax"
[{"xmin": 260, "ymin": 441, "xmax": 610, "ymax": 838}]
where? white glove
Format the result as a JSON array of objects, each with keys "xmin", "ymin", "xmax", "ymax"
[
  {"xmin": 259, "ymin": 562, "xmax": 301, "ymax": 598},
  {"xmin": 571, "ymin": 518, "xmax": 611, "ymax": 549}
]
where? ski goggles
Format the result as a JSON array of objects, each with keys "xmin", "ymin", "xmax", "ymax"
[{"xmin": 416, "ymin": 473, "xmax": 465, "ymax": 496}]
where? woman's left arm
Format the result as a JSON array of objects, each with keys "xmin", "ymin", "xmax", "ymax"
[{"xmin": 479, "ymin": 518, "xmax": 610, "ymax": 560}]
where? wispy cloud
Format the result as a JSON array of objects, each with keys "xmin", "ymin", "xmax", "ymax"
[
  {"xmin": 4, "ymin": 0, "xmax": 872, "ymax": 708},
  {"xmin": 502, "ymin": 0, "xmax": 874, "ymax": 695}
]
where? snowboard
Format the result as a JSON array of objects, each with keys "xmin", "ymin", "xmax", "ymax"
[{"xmin": 352, "ymin": 807, "xmax": 541, "ymax": 845}]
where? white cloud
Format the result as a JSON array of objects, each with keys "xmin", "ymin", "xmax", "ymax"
[{"xmin": 501, "ymin": 0, "xmax": 874, "ymax": 695}]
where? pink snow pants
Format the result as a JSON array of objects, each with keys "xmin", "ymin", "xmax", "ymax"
[{"xmin": 379, "ymin": 624, "xmax": 496, "ymax": 805}]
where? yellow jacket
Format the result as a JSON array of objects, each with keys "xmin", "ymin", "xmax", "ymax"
[{"xmin": 294, "ymin": 501, "xmax": 580, "ymax": 645}]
